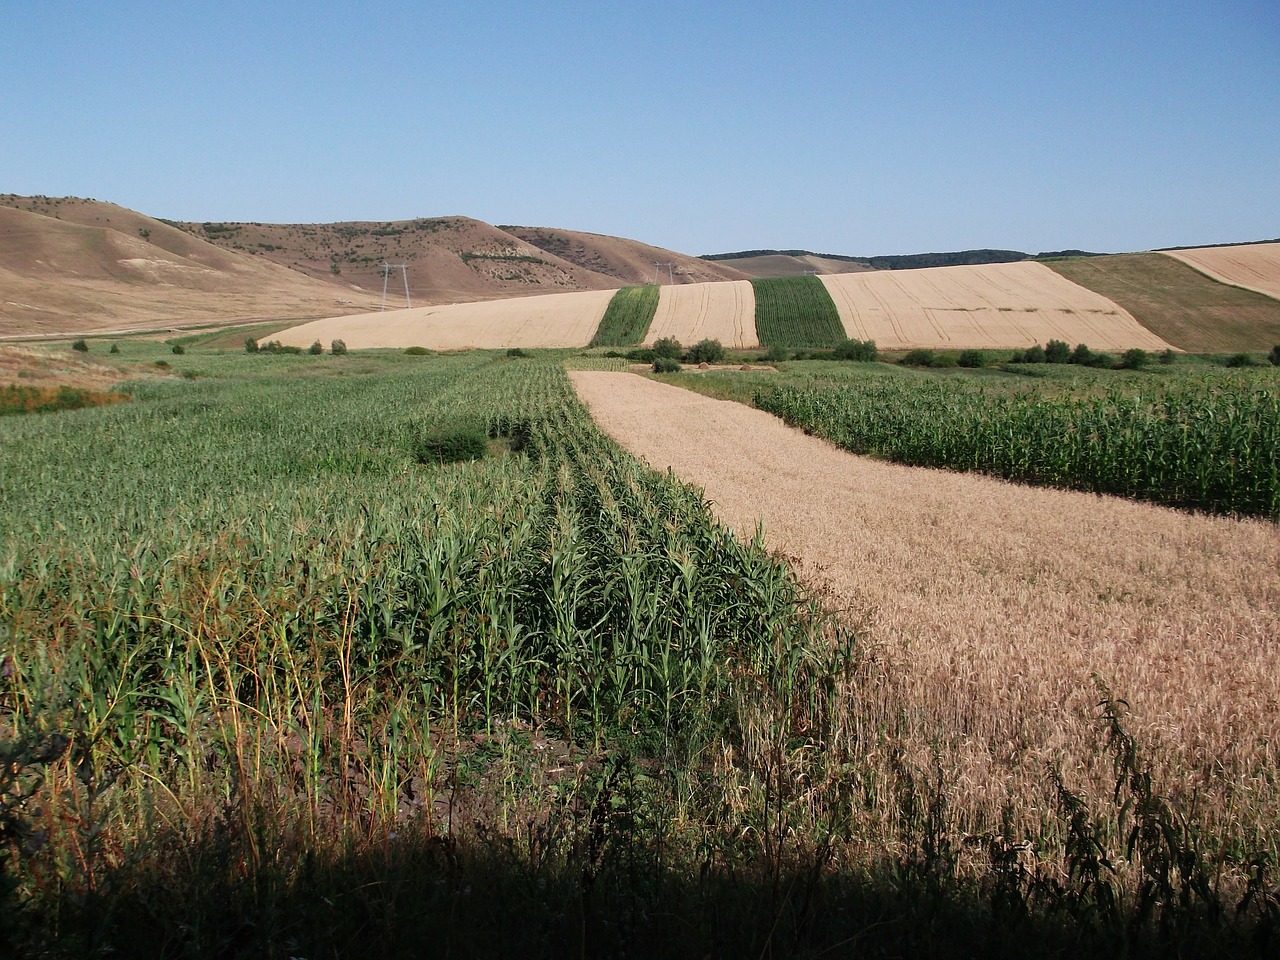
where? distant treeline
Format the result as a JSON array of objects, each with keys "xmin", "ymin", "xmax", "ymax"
[
  {"xmin": 702, "ymin": 248, "xmax": 1108, "ymax": 269},
  {"xmin": 1153, "ymin": 237, "xmax": 1280, "ymax": 252}
]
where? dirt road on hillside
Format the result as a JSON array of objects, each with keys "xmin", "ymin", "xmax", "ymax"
[{"xmin": 569, "ymin": 370, "xmax": 1280, "ymax": 831}]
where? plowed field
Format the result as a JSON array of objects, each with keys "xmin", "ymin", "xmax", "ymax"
[
  {"xmin": 1160, "ymin": 242, "xmax": 1280, "ymax": 301},
  {"xmin": 270, "ymin": 288, "xmax": 616, "ymax": 350},
  {"xmin": 820, "ymin": 261, "xmax": 1174, "ymax": 350},
  {"xmin": 643, "ymin": 280, "xmax": 757, "ymax": 348}
]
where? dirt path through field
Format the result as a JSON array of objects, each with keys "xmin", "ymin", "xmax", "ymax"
[{"xmin": 570, "ymin": 370, "xmax": 1280, "ymax": 831}]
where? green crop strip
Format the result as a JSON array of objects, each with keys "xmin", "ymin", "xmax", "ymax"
[
  {"xmin": 590, "ymin": 284, "xmax": 660, "ymax": 346},
  {"xmin": 754, "ymin": 373, "xmax": 1280, "ymax": 519},
  {"xmin": 751, "ymin": 275, "xmax": 845, "ymax": 347}
]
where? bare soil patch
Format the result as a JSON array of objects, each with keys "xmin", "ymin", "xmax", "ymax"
[{"xmin": 570, "ymin": 370, "xmax": 1280, "ymax": 840}]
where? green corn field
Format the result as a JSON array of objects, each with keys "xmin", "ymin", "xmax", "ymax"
[
  {"xmin": 751, "ymin": 276, "xmax": 845, "ymax": 348},
  {"xmin": 754, "ymin": 372, "xmax": 1280, "ymax": 518}
]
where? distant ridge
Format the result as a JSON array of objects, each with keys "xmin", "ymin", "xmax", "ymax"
[
  {"xmin": 701, "ymin": 248, "xmax": 1109, "ymax": 274},
  {"xmin": 1153, "ymin": 237, "xmax": 1280, "ymax": 252}
]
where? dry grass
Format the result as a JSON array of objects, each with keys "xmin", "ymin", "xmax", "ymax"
[
  {"xmin": 0, "ymin": 201, "xmax": 383, "ymax": 336},
  {"xmin": 570, "ymin": 370, "xmax": 1280, "ymax": 846},
  {"xmin": 1046, "ymin": 252, "xmax": 1280, "ymax": 352},
  {"xmin": 819, "ymin": 261, "xmax": 1174, "ymax": 351},
  {"xmin": 1160, "ymin": 242, "xmax": 1280, "ymax": 301}
]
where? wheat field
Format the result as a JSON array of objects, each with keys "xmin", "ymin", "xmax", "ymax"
[
  {"xmin": 820, "ymin": 261, "xmax": 1176, "ymax": 350},
  {"xmin": 571, "ymin": 370, "xmax": 1280, "ymax": 846}
]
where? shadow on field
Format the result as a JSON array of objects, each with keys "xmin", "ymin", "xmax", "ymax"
[{"xmin": 12, "ymin": 822, "xmax": 1271, "ymax": 960}]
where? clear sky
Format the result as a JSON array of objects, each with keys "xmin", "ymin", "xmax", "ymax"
[{"xmin": 3, "ymin": 0, "xmax": 1277, "ymax": 256}]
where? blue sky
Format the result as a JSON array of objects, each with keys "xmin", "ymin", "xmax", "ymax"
[{"xmin": 3, "ymin": 0, "xmax": 1277, "ymax": 256}]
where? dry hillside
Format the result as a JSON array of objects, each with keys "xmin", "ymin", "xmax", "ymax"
[
  {"xmin": 1046, "ymin": 252, "xmax": 1280, "ymax": 352},
  {"xmin": 175, "ymin": 217, "xmax": 743, "ymax": 306},
  {"xmin": 0, "ymin": 196, "xmax": 381, "ymax": 337},
  {"xmin": 502, "ymin": 225, "xmax": 748, "ymax": 285}
]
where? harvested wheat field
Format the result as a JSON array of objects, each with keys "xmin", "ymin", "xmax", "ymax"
[
  {"xmin": 1160, "ymin": 242, "xmax": 1280, "ymax": 301},
  {"xmin": 571, "ymin": 371, "xmax": 1280, "ymax": 845},
  {"xmin": 270, "ymin": 288, "xmax": 617, "ymax": 350},
  {"xmin": 820, "ymin": 261, "xmax": 1175, "ymax": 350},
  {"xmin": 643, "ymin": 280, "xmax": 757, "ymax": 349}
]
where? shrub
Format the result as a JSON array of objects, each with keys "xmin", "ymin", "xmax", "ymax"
[
  {"xmin": 763, "ymin": 343, "xmax": 790, "ymax": 363},
  {"xmin": 1069, "ymin": 343, "xmax": 1094, "ymax": 365},
  {"xmin": 1119, "ymin": 348, "xmax": 1149, "ymax": 370},
  {"xmin": 109, "ymin": 343, "xmax": 120, "ymax": 355},
  {"xmin": 330, "ymin": 339, "xmax": 348, "ymax": 356},
  {"xmin": 1086, "ymin": 351, "xmax": 1115, "ymax": 369},
  {"xmin": 1160, "ymin": 348, "xmax": 1177, "ymax": 365},
  {"xmin": 411, "ymin": 423, "xmax": 487, "ymax": 464},
  {"xmin": 652, "ymin": 357, "xmax": 682, "ymax": 374},
  {"xmin": 245, "ymin": 337, "xmax": 260, "ymax": 353},
  {"xmin": 71, "ymin": 339, "xmax": 88, "ymax": 353},
  {"xmin": 625, "ymin": 347, "xmax": 656, "ymax": 363},
  {"xmin": 404, "ymin": 346, "xmax": 433, "ymax": 356},
  {"xmin": 1269, "ymin": 345, "xmax": 1280, "ymax": 367},
  {"xmin": 957, "ymin": 349, "xmax": 986, "ymax": 368},
  {"xmin": 686, "ymin": 339, "xmax": 725, "ymax": 364},
  {"xmin": 1224, "ymin": 352, "xmax": 1254, "ymax": 368},
  {"xmin": 154, "ymin": 360, "xmax": 170, "ymax": 369},
  {"xmin": 652, "ymin": 337, "xmax": 683, "ymax": 360},
  {"xmin": 308, "ymin": 341, "xmax": 324, "ymax": 355},
  {"xmin": 833, "ymin": 338, "xmax": 878, "ymax": 362},
  {"xmin": 901, "ymin": 348, "xmax": 936, "ymax": 367},
  {"xmin": 1020, "ymin": 344, "xmax": 1047, "ymax": 364},
  {"xmin": 506, "ymin": 347, "xmax": 530, "ymax": 358},
  {"xmin": 1045, "ymin": 339, "xmax": 1071, "ymax": 363},
  {"xmin": 171, "ymin": 343, "xmax": 186, "ymax": 355}
]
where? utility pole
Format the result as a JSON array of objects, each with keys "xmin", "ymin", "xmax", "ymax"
[
  {"xmin": 380, "ymin": 261, "xmax": 411, "ymax": 310},
  {"xmin": 652, "ymin": 262, "xmax": 674, "ymax": 285}
]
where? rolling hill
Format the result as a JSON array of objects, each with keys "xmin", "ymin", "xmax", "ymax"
[
  {"xmin": 0, "ymin": 195, "xmax": 750, "ymax": 337},
  {"xmin": 171, "ymin": 216, "xmax": 747, "ymax": 306},
  {"xmin": 0, "ymin": 196, "xmax": 383, "ymax": 336}
]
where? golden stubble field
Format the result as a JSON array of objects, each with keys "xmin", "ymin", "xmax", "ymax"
[
  {"xmin": 1161, "ymin": 242, "xmax": 1280, "ymax": 301},
  {"xmin": 571, "ymin": 371, "xmax": 1280, "ymax": 847},
  {"xmin": 270, "ymin": 288, "xmax": 617, "ymax": 350},
  {"xmin": 820, "ymin": 261, "xmax": 1177, "ymax": 351},
  {"xmin": 644, "ymin": 280, "xmax": 758, "ymax": 348}
]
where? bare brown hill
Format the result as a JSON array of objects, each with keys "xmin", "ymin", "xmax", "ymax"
[
  {"xmin": 0, "ymin": 197, "xmax": 381, "ymax": 337},
  {"xmin": 714, "ymin": 253, "xmax": 872, "ymax": 278},
  {"xmin": 501, "ymin": 225, "xmax": 749, "ymax": 285},
  {"xmin": 177, "ymin": 217, "xmax": 746, "ymax": 304}
]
